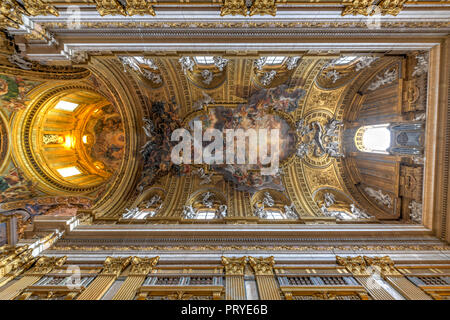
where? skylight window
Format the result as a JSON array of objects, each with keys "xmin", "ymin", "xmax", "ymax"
[
  {"xmin": 194, "ymin": 56, "xmax": 215, "ymax": 65},
  {"xmin": 194, "ymin": 210, "xmax": 216, "ymax": 219},
  {"xmin": 54, "ymin": 100, "xmax": 79, "ymax": 112},
  {"xmin": 265, "ymin": 209, "xmax": 286, "ymax": 220},
  {"xmin": 264, "ymin": 56, "xmax": 286, "ymax": 65},
  {"xmin": 334, "ymin": 56, "xmax": 358, "ymax": 65},
  {"xmin": 57, "ymin": 166, "xmax": 82, "ymax": 177},
  {"xmin": 362, "ymin": 125, "xmax": 391, "ymax": 153}
]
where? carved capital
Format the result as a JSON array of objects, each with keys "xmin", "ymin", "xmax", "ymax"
[
  {"xmin": 220, "ymin": 0, "xmax": 247, "ymax": 17},
  {"xmin": 0, "ymin": 0, "xmax": 25, "ymax": 29},
  {"xmin": 129, "ymin": 256, "xmax": 159, "ymax": 276},
  {"xmin": 22, "ymin": 0, "xmax": 59, "ymax": 16},
  {"xmin": 94, "ymin": 0, "xmax": 127, "ymax": 16},
  {"xmin": 248, "ymin": 256, "xmax": 275, "ymax": 275},
  {"xmin": 101, "ymin": 256, "xmax": 132, "ymax": 276},
  {"xmin": 0, "ymin": 245, "xmax": 33, "ymax": 278},
  {"xmin": 29, "ymin": 256, "xmax": 67, "ymax": 275},
  {"xmin": 221, "ymin": 256, "xmax": 247, "ymax": 275},
  {"xmin": 378, "ymin": 0, "xmax": 406, "ymax": 16},
  {"xmin": 341, "ymin": 0, "xmax": 373, "ymax": 16},
  {"xmin": 336, "ymin": 256, "xmax": 368, "ymax": 275},
  {"xmin": 249, "ymin": 0, "xmax": 277, "ymax": 16},
  {"xmin": 126, "ymin": 0, "xmax": 156, "ymax": 16},
  {"xmin": 363, "ymin": 255, "xmax": 401, "ymax": 276}
]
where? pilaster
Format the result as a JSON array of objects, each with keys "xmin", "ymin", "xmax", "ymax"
[
  {"xmin": 221, "ymin": 256, "xmax": 247, "ymax": 300},
  {"xmin": 76, "ymin": 256, "xmax": 132, "ymax": 300},
  {"xmin": 0, "ymin": 255, "xmax": 66, "ymax": 300},
  {"xmin": 248, "ymin": 256, "xmax": 281, "ymax": 300},
  {"xmin": 112, "ymin": 256, "xmax": 159, "ymax": 300}
]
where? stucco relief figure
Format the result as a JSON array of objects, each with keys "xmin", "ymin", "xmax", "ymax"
[
  {"xmin": 254, "ymin": 202, "xmax": 267, "ymax": 219},
  {"xmin": 216, "ymin": 205, "xmax": 228, "ymax": 219},
  {"xmin": 350, "ymin": 204, "xmax": 371, "ymax": 219},
  {"xmin": 195, "ymin": 167, "xmax": 213, "ymax": 185},
  {"xmin": 284, "ymin": 203, "xmax": 298, "ymax": 219},
  {"xmin": 262, "ymin": 192, "xmax": 275, "ymax": 207},
  {"xmin": 319, "ymin": 192, "xmax": 353, "ymax": 217},
  {"xmin": 408, "ymin": 200, "xmax": 422, "ymax": 223},
  {"xmin": 143, "ymin": 195, "xmax": 162, "ymax": 209},
  {"xmin": 201, "ymin": 192, "xmax": 214, "ymax": 208},
  {"xmin": 364, "ymin": 187, "xmax": 392, "ymax": 208},
  {"xmin": 182, "ymin": 205, "xmax": 196, "ymax": 219},
  {"xmin": 8, "ymin": 53, "xmax": 33, "ymax": 70}
]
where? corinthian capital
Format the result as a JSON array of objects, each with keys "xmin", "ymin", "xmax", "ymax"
[
  {"xmin": 248, "ymin": 256, "xmax": 275, "ymax": 276},
  {"xmin": 29, "ymin": 256, "xmax": 67, "ymax": 275},
  {"xmin": 336, "ymin": 255, "xmax": 368, "ymax": 275},
  {"xmin": 129, "ymin": 256, "xmax": 160, "ymax": 276},
  {"xmin": 221, "ymin": 256, "xmax": 247, "ymax": 275},
  {"xmin": 363, "ymin": 255, "xmax": 401, "ymax": 276},
  {"xmin": 101, "ymin": 256, "xmax": 132, "ymax": 276}
]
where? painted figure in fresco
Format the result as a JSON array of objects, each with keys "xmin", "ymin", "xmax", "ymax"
[
  {"xmin": 84, "ymin": 104, "xmax": 125, "ymax": 173},
  {"xmin": 0, "ymin": 75, "xmax": 38, "ymax": 112},
  {"xmin": 0, "ymin": 168, "xmax": 35, "ymax": 203}
]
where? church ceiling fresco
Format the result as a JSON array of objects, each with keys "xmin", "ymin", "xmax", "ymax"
[
  {"xmin": 81, "ymin": 103, "xmax": 125, "ymax": 174},
  {"xmin": 0, "ymin": 47, "xmax": 430, "ymax": 228}
]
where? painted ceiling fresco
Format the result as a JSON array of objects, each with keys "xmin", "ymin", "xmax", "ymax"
[
  {"xmin": 139, "ymin": 83, "xmax": 304, "ymax": 192},
  {"xmin": 82, "ymin": 104, "xmax": 125, "ymax": 174}
]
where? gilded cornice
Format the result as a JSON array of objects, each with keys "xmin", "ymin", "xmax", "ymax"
[
  {"xmin": 221, "ymin": 256, "xmax": 247, "ymax": 275},
  {"xmin": 248, "ymin": 256, "xmax": 275, "ymax": 275},
  {"xmin": 38, "ymin": 21, "xmax": 450, "ymax": 31},
  {"xmin": 48, "ymin": 244, "xmax": 450, "ymax": 252}
]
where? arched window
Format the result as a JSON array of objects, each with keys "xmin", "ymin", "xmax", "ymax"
[
  {"xmin": 355, "ymin": 124, "xmax": 391, "ymax": 154},
  {"xmin": 193, "ymin": 209, "xmax": 217, "ymax": 220},
  {"xmin": 264, "ymin": 209, "xmax": 287, "ymax": 220}
]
